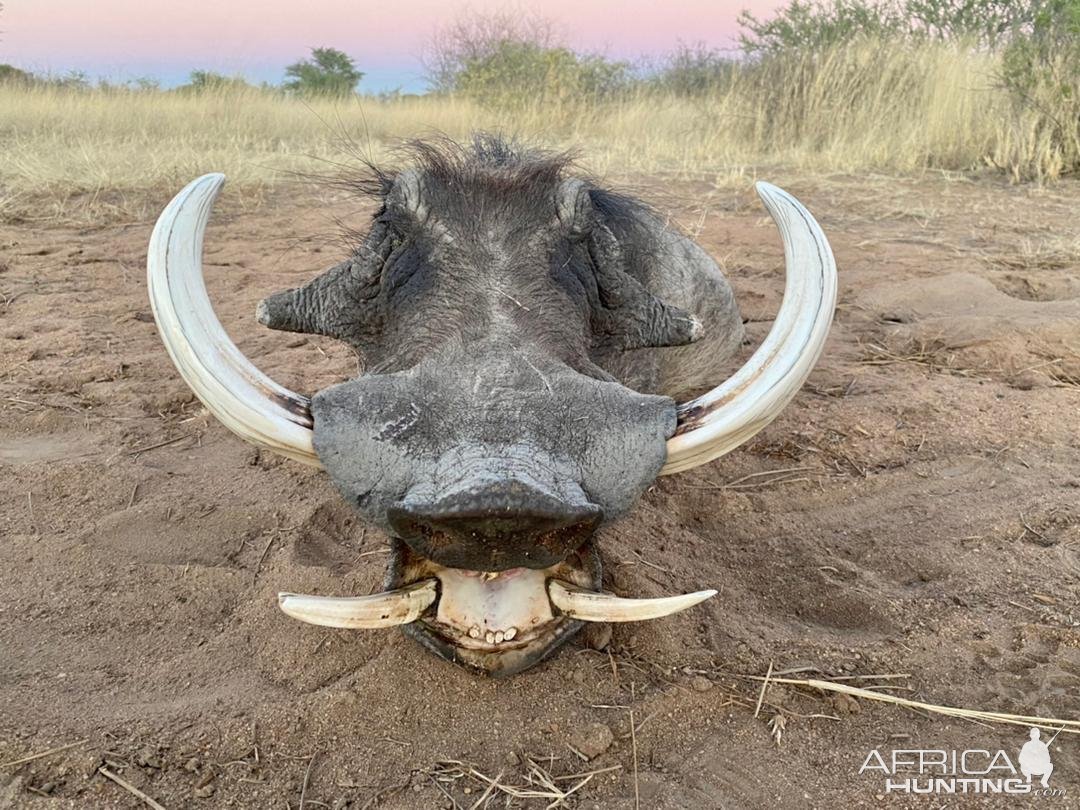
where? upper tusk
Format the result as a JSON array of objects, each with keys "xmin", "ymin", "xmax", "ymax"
[
  {"xmin": 147, "ymin": 174, "xmax": 321, "ymax": 466},
  {"xmin": 278, "ymin": 579, "xmax": 438, "ymax": 629},
  {"xmin": 548, "ymin": 579, "xmax": 716, "ymax": 623},
  {"xmin": 662, "ymin": 182, "xmax": 837, "ymax": 474}
]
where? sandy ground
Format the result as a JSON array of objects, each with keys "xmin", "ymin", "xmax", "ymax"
[{"xmin": 1, "ymin": 172, "xmax": 1079, "ymax": 809}]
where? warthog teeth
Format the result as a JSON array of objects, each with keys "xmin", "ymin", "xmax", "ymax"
[
  {"xmin": 467, "ymin": 625, "xmax": 518, "ymax": 644},
  {"xmin": 547, "ymin": 580, "xmax": 717, "ymax": 623},
  {"xmin": 277, "ymin": 579, "xmax": 437, "ymax": 629}
]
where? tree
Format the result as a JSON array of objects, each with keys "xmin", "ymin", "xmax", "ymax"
[
  {"xmin": 738, "ymin": 0, "xmax": 1036, "ymax": 55},
  {"xmin": 0, "ymin": 64, "xmax": 33, "ymax": 86},
  {"xmin": 451, "ymin": 41, "xmax": 630, "ymax": 106},
  {"xmin": 423, "ymin": 10, "xmax": 629, "ymax": 105},
  {"xmin": 284, "ymin": 48, "xmax": 363, "ymax": 98},
  {"xmin": 1001, "ymin": 0, "xmax": 1080, "ymax": 174},
  {"xmin": 179, "ymin": 70, "xmax": 251, "ymax": 93},
  {"xmin": 424, "ymin": 9, "xmax": 558, "ymax": 93},
  {"xmin": 650, "ymin": 44, "xmax": 735, "ymax": 96}
]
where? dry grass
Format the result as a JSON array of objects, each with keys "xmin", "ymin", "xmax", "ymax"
[
  {"xmin": 428, "ymin": 758, "xmax": 621, "ymax": 808},
  {"xmin": 764, "ymin": 677, "xmax": 1080, "ymax": 736},
  {"xmin": 0, "ymin": 39, "xmax": 1070, "ymax": 223},
  {"xmin": 983, "ymin": 234, "xmax": 1080, "ymax": 272}
]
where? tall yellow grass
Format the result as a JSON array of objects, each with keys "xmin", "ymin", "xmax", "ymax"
[{"xmin": 0, "ymin": 39, "xmax": 1066, "ymax": 222}]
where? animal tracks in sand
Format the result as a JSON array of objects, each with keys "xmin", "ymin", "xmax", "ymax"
[{"xmin": 0, "ymin": 432, "xmax": 100, "ymax": 465}]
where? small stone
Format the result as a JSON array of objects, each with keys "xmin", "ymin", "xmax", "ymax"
[
  {"xmin": 136, "ymin": 747, "xmax": 162, "ymax": 769},
  {"xmin": 504, "ymin": 751, "xmax": 520, "ymax": 767},
  {"xmin": 183, "ymin": 757, "xmax": 201, "ymax": 773},
  {"xmin": 635, "ymin": 774, "xmax": 664, "ymax": 805},
  {"xmin": 334, "ymin": 691, "xmax": 360, "ymax": 709},
  {"xmin": 75, "ymin": 752, "xmax": 103, "ymax": 780},
  {"xmin": 582, "ymin": 623, "xmax": 612, "ymax": 651},
  {"xmin": 832, "ymin": 693, "xmax": 861, "ymax": 715},
  {"xmin": 195, "ymin": 771, "xmax": 216, "ymax": 790},
  {"xmin": 194, "ymin": 783, "xmax": 216, "ymax": 799},
  {"xmin": 691, "ymin": 675, "xmax": 713, "ymax": 692},
  {"xmin": 568, "ymin": 722, "xmax": 614, "ymax": 760},
  {"xmin": 1010, "ymin": 371, "xmax": 1043, "ymax": 391}
]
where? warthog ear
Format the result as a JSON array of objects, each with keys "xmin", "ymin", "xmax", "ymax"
[
  {"xmin": 255, "ymin": 219, "xmax": 391, "ymax": 346},
  {"xmin": 385, "ymin": 168, "xmax": 427, "ymax": 222},
  {"xmin": 556, "ymin": 179, "xmax": 703, "ymax": 351},
  {"xmin": 256, "ymin": 170, "xmax": 426, "ymax": 345}
]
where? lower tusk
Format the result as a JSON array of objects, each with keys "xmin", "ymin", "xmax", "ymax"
[
  {"xmin": 548, "ymin": 580, "xmax": 716, "ymax": 623},
  {"xmin": 278, "ymin": 579, "xmax": 437, "ymax": 629}
]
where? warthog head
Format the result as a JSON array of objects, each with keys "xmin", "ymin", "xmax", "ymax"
[{"xmin": 147, "ymin": 136, "xmax": 836, "ymax": 676}]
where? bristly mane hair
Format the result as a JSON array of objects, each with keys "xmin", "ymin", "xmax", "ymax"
[
  {"xmin": 332, "ymin": 132, "xmax": 664, "ymax": 256},
  {"xmin": 351, "ymin": 133, "xmax": 577, "ymax": 201}
]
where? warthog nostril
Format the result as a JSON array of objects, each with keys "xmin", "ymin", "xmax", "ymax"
[{"xmin": 387, "ymin": 480, "xmax": 603, "ymax": 571}]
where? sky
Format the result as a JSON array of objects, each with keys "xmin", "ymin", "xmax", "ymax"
[{"xmin": 0, "ymin": 1, "xmax": 783, "ymax": 93}]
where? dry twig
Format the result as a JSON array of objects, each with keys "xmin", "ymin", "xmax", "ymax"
[
  {"xmin": 0, "ymin": 739, "xmax": 89, "ymax": 768},
  {"xmin": 126, "ymin": 433, "xmax": 194, "ymax": 456},
  {"xmin": 754, "ymin": 660, "xmax": 774, "ymax": 719},
  {"xmin": 98, "ymin": 766, "xmax": 167, "ymax": 810},
  {"xmin": 629, "ymin": 709, "xmax": 640, "ymax": 810},
  {"xmin": 299, "ymin": 752, "xmax": 319, "ymax": 809}
]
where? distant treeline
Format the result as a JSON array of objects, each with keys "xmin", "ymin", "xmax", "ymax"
[
  {"xmin": 1, "ymin": 1, "xmax": 1076, "ymax": 179},
  {"xmin": 3, "ymin": 2, "xmax": 1075, "ymax": 104},
  {"xmin": 0, "ymin": 48, "xmax": 368, "ymax": 98}
]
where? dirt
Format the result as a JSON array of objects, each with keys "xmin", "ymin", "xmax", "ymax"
[{"xmin": 1, "ymin": 172, "xmax": 1079, "ymax": 809}]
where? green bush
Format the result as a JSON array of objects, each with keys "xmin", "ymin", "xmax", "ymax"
[
  {"xmin": 738, "ymin": 0, "xmax": 1032, "ymax": 54},
  {"xmin": 735, "ymin": 0, "xmax": 1075, "ymax": 178},
  {"xmin": 905, "ymin": 0, "xmax": 1032, "ymax": 44},
  {"xmin": 0, "ymin": 64, "xmax": 34, "ymax": 86},
  {"xmin": 648, "ymin": 45, "xmax": 735, "ymax": 96},
  {"xmin": 425, "ymin": 10, "xmax": 630, "ymax": 106},
  {"xmin": 739, "ymin": 0, "xmax": 902, "ymax": 55},
  {"xmin": 1001, "ymin": 0, "xmax": 1080, "ymax": 173},
  {"xmin": 453, "ymin": 40, "xmax": 631, "ymax": 107},
  {"xmin": 178, "ymin": 70, "xmax": 252, "ymax": 94},
  {"xmin": 283, "ymin": 47, "xmax": 363, "ymax": 98}
]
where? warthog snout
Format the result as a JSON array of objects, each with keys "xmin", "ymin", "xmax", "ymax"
[{"xmin": 387, "ymin": 480, "xmax": 604, "ymax": 571}]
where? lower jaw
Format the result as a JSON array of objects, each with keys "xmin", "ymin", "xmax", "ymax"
[{"xmin": 386, "ymin": 539, "xmax": 602, "ymax": 677}]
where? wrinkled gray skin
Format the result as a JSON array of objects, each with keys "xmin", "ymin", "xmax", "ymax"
[{"xmin": 258, "ymin": 136, "xmax": 742, "ymax": 668}]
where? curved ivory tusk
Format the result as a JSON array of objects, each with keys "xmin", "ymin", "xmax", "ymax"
[
  {"xmin": 662, "ymin": 182, "xmax": 837, "ymax": 475},
  {"xmin": 278, "ymin": 579, "xmax": 438, "ymax": 629},
  {"xmin": 147, "ymin": 173, "xmax": 321, "ymax": 466},
  {"xmin": 548, "ymin": 580, "xmax": 716, "ymax": 622}
]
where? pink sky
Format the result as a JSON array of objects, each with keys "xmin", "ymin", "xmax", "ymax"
[{"xmin": 0, "ymin": 1, "xmax": 782, "ymax": 91}]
